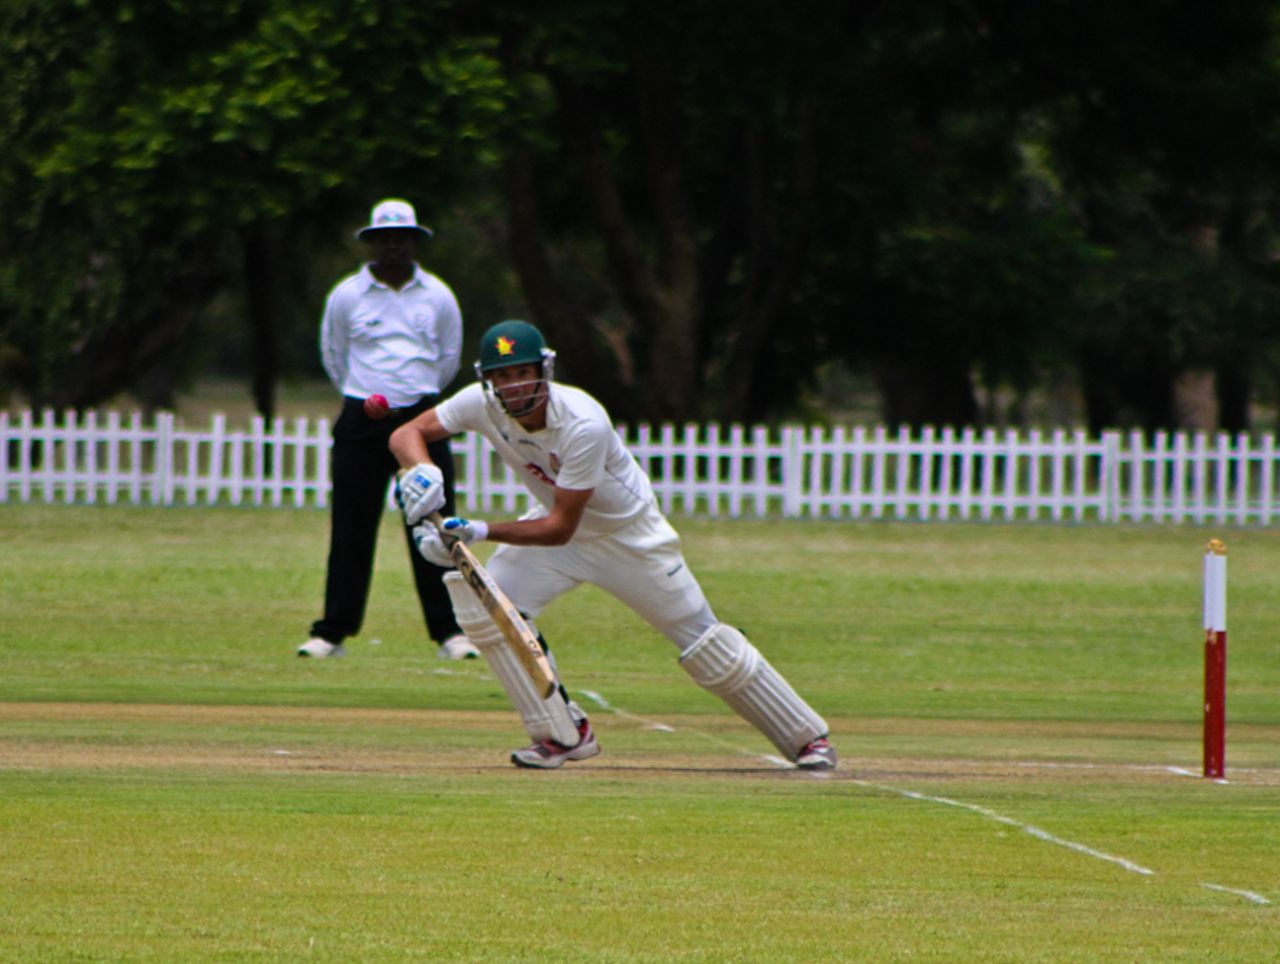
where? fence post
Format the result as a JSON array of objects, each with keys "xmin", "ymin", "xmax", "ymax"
[
  {"xmin": 1100, "ymin": 431, "xmax": 1120, "ymax": 523},
  {"xmin": 782, "ymin": 426, "xmax": 803, "ymax": 518},
  {"xmin": 62, "ymin": 409, "xmax": 78, "ymax": 505},
  {"xmin": 84, "ymin": 411, "xmax": 99, "ymax": 505},
  {"xmin": 0, "ymin": 411, "xmax": 8, "ymax": 504},
  {"xmin": 315, "ymin": 417, "xmax": 331, "ymax": 509},
  {"xmin": 154, "ymin": 412, "xmax": 174, "ymax": 505},
  {"xmin": 895, "ymin": 425, "xmax": 912, "ymax": 520},
  {"xmin": 1261, "ymin": 434, "xmax": 1276, "ymax": 526},
  {"xmin": 294, "ymin": 418, "xmax": 308, "ymax": 508},
  {"xmin": 208, "ymin": 414, "xmax": 226, "ymax": 506}
]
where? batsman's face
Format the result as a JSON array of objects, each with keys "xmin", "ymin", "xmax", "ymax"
[{"xmin": 488, "ymin": 363, "xmax": 547, "ymax": 417}]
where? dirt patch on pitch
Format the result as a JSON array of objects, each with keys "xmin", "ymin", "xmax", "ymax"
[
  {"xmin": 0, "ymin": 701, "xmax": 488, "ymax": 728},
  {"xmin": 0, "ymin": 702, "xmax": 515, "ymax": 774},
  {"xmin": 2, "ymin": 702, "xmax": 1277, "ymax": 786}
]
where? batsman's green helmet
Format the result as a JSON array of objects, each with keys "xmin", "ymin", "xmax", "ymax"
[{"xmin": 477, "ymin": 320, "xmax": 549, "ymax": 372}]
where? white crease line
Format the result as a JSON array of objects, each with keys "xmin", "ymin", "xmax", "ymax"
[
  {"xmin": 578, "ymin": 690, "xmax": 1276, "ymax": 903},
  {"xmin": 582, "ymin": 692, "xmax": 1157, "ymax": 870},
  {"xmin": 579, "ymin": 690, "xmax": 674, "ymax": 731},
  {"xmin": 1201, "ymin": 883, "xmax": 1271, "ymax": 905},
  {"xmin": 1010, "ymin": 762, "xmax": 1250, "ymax": 781},
  {"xmin": 580, "ymin": 690, "xmax": 786, "ymax": 762},
  {"xmin": 1011, "ymin": 761, "xmax": 1195, "ymax": 773},
  {"xmin": 581, "ymin": 686, "xmax": 1269, "ymax": 901},
  {"xmin": 853, "ymin": 781, "xmax": 1154, "ymax": 876}
]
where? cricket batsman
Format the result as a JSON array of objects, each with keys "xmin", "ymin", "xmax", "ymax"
[{"xmin": 389, "ymin": 320, "xmax": 836, "ymax": 770}]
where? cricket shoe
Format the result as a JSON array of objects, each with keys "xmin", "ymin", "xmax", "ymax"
[
  {"xmin": 796, "ymin": 737, "xmax": 837, "ymax": 771},
  {"xmin": 437, "ymin": 633, "xmax": 480, "ymax": 660},
  {"xmin": 511, "ymin": 719, "xmax": 600, "ymax": 769},
  {"xmin": 297, "ymin": 637, "xmax": 345, "ymax": 658}
]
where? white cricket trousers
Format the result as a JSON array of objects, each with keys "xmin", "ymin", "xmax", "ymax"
[{"xmin": 486, "ymin": 507, "xmax": 716, "ymax": 653}]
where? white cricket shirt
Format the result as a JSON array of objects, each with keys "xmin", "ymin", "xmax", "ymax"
[
  {"xmin": 319, "ymin": 263, "xmax": 462, "ymax": 406},
  {"xmin": 436, "ymin": 382, "xmax": 656, "ymax": 537}
]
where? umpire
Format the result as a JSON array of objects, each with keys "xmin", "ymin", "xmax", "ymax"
[{"xmin": 298, "ymin": 198, "xmax": 477, "ymax": 660}]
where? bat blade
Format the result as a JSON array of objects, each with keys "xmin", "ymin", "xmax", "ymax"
[{"xmin": 449, "ymin": 541, "xmax": 558, "ymax": 700}]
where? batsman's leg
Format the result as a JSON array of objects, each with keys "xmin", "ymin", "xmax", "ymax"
[
  {"xmin": 680, "ymin": 623, "xmax": 834, "ymax": 768},
  {"xmin": 443, "ymin": 573, "xmax": 583, "ymax": 749}
]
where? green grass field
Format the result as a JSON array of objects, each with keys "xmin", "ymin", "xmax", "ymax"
[{"xmin": 1, "ymin": 505, "xmax": 1277, "ymax": 961}]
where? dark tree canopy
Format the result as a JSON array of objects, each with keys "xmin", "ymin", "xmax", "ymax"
[{"xmin": 3, "ymin": 0, "xmax": 1280, "ymax": 431}]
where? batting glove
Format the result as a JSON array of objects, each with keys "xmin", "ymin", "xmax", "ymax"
[
  {"xmin": 396, "ymin": 463, "xmax": 445, "ymax": 525},
  {"xmin": 411, "ymin": 524, "xmax": 456, "ymax": 568},
  {"xmin": 441, "ymin": 516, "xmax": 490, "ymax": 545}
]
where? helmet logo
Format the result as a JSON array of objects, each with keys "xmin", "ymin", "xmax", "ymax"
[{"xmin": 496, "ymin": 336, "xmax": 516, "ymax": 357}]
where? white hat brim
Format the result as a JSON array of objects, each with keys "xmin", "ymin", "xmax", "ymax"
[{"xmin": 356, "ymin": 224, "xmax": 434, "ymax": 241}]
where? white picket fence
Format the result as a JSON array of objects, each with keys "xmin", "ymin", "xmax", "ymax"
[{"xmin": 2, "ymin": 408, "xmax": 1279, "ymax": 524}]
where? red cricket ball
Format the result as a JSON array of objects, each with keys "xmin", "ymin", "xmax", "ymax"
[{"xmin": 363, "ymin": 393, "xmax": 390, "ymax": 419}]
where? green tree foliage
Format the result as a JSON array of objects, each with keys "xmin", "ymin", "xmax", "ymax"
[
  {"xmin": 0, "ymin": 0, "xmax": 506, "ymax": 413},
  {"xmin": 483, "ymin": 0, "xmax": 1280, "ymax": 428},
  {"xmin": 3, "ymin": 0, "xmax": 1280, "ymax": 430},
  {"xmin": 991, "ymin": 0, "xmax": 1280, "ymax": 431}
]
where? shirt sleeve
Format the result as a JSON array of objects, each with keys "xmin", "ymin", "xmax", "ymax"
[
  {"xmin": 435, "ymin": 383, "xmax": 485, "ymax": 436},
  {"xmin": 433, "ymin": 278, "xmax": 464, "ymax": 390},
  {"xmin": 318, "ymin": 281, "xmax": 350, "ymax": 393}
]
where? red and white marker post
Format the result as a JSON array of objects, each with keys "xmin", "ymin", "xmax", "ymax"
[{"xmin": 1201, "ymin": 539, "xmax": 1227, "ymax": 780}]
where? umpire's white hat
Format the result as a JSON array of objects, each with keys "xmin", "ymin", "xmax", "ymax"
[{"xmin": 356, "ymin": 199, "xmax": 434, "ymax": 240}]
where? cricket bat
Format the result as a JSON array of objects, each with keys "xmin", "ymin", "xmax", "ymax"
[{"xmin": 429, "ymin": 515, "xmax": 558, "ymax": 699}]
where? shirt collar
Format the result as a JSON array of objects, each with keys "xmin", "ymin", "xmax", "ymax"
[{"xmin": 359, "ymin": 263, "xmax": 428, "ymax": 291}]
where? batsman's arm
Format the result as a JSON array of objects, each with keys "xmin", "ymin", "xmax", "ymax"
[
  {"xmin": 390, "ymin": 408, "xmax": 452, "ymax": 468},
  {"xmin": 392, "ymin": 408, "xmax": 592, "ymax": 545},
  {"xmin": 481, "ymin": 486, "xmax": 592, "ymax": 547}
]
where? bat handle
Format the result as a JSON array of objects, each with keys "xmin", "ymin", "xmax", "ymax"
[{"xmin": 425, "ymin": 511, "xmax": 462, "ymax": 548}]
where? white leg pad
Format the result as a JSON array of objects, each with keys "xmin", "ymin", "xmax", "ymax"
[
  {"xmin": 443, "ymin": 573, "xmax": 580, "ymax": 746},
  {"xmin": 680, "ymin": 623, "xmax": 827, "ymax": 761}
]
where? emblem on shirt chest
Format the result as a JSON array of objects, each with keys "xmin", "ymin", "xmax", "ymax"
[{"xmin": 524, "ymin": 452, "xmax": 561, "ymax": 486}]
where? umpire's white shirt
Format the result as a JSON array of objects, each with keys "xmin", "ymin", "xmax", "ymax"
[
  {"xmin": 436, "ymin": 383, "xmax": 656, "ymax": 537},
  {"xmin": 320, "ymin": 264, "xmax": 462, "ymax": 406}
]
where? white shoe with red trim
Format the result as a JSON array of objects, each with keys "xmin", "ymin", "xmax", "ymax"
[
  {"xmin": 511, "ymin": 719, "xmax": 600, "ymax": 769},
  {"xmin": 796, "ymin": 736, "xmax": 837, "ymax": 770}
]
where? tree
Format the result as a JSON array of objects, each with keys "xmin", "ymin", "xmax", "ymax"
[
  {"xmin": 993, "ymin": 0, "xmax": 1280, "ymax": 432},
  {"xmin": 0, "ymin": 0, "xmax": 507, "ymax": 414},
  {"xmin": 478, "ymin": 1, "xmax": 891, "ymax": 423},
  {"xmin": 6, "ymin": 0, "xmax": 1280, "ymax": 433}
]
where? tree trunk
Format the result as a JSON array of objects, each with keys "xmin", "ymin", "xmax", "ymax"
[
  {"xmin": 632, "ymin": 50, "xmax": 700, "ymax": 422},
  {"xmin": 550, "ymin": 67, "xmax": 701, "ymax": 423},
  {"xmin": 1215, "ymin": 364, "xmax": 1251, "ymax": 434},
  {"xmin": 874, "ymin": 358, "xmax": 977, "ymax": 430},
  {"xmin": 717, "ymin": 104, "xmax": 817, "ymax": 423},
  {"xmin": 241, "ymin": 226, "xmax": 280, "ymax": 421},
  {"xmin": 499, "ymin": 136, "xmax": 637, "ymax": 421}
]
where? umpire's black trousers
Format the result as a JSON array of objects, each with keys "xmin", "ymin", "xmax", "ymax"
[{"xmin": 310, "ymin": 395, "xmax": 461, "ymax": 646}]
